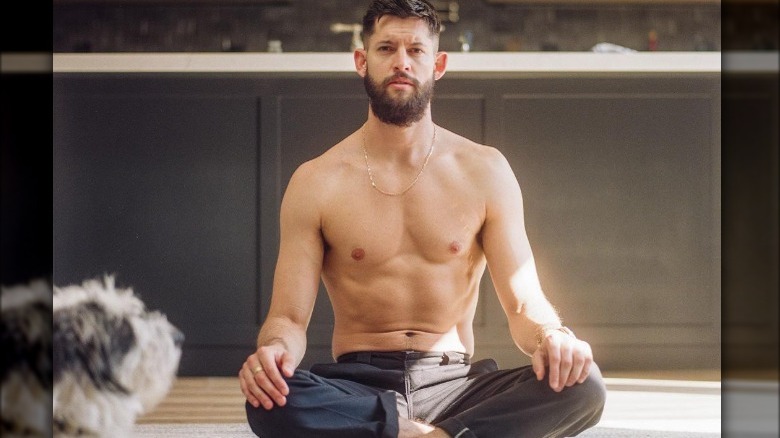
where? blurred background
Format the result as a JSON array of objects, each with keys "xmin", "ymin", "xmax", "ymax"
[
  {"xmin": 47, "ymin": 0, "xmax": 779, "ymax": 381},
  {"xmin": 3, "ymin": 0, "xmax": 775, "ymax": 436},
  {"xmin": 52, "ymin": 0, "xmax": 733, "ymax": 53}
]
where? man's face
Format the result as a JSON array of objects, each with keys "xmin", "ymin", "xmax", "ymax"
[
  {"xmin": 361, "ymin": 16, "xmax": 439, "ymax": 127},
  {"xmin": 364, "ymin": 63, "xmax": 435, "ymax": 127}
]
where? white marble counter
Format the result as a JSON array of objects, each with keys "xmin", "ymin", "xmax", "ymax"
[
  {"xmin": 48, "ymin": 52, "xmax": 724, "ymax": 74},
  {"xmin": 4, "ymin": 52, "xmax": 779, "ymax": 74}
]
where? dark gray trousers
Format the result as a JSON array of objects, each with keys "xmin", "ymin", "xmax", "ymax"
[{"xmin": 246, "ymin": 351, "xmax": 606, "ymax": 438}]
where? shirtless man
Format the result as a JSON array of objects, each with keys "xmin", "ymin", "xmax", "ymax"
[{"xmin": 239, "ymin": 1, "xmax": 606, "ymax": 437}]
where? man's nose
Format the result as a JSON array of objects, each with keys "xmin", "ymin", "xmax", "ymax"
[{"xmin": 392, "ymin": 50, "xmax": 411, "ymax": 72}]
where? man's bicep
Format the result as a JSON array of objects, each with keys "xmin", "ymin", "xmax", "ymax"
[
  {"xmin": 482, "ymin": 152, "xmax": 530, "ymax": 265},
  {"xmin": 267, "ymin": 167, "xmax": 325, "ymax": 327},
  {"xmin": 481, "ymin": 154, "xmax": 539, "ymax": 313}
]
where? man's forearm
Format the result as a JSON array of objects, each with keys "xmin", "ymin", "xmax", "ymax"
[
  {"xmin": 510, "ymin": 320, "xmax": 552, "ymax": 356},
  {"xmin": 508, "ymin": 299, "xmax": 562, "ymax": 356}
]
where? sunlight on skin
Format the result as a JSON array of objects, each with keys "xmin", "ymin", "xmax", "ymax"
[
  {"xmin": 509, "ymin": 259, "xmax": 558, "ymax": 322},
  {"xmin": 398, "ymin": 417, "xmax": 450, "ymax": 438}
]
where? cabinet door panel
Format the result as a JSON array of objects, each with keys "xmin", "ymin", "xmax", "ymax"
[
  {"xmin": 54, "ymin": 94, "xmax": 260, "ymax": 375},
  {"xmin": 500, "ymin": 93, "xmax": 715, "ymax": 326}
]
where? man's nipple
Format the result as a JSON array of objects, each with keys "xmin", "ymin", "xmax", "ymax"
[
  {"xmin": 449, "ymin": 241, "xmax": 463, "ymax": 254},
  {"xmin": 351, "ymin": 248, "xmax": 365, "ymax": 261}
]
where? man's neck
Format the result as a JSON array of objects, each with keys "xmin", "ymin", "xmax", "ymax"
[{"xmin": 363, "ymin": 111, "xmax": 436, "ymax": 162}]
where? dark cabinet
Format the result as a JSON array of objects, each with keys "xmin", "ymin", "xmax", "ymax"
[{"xmin": 54, "ymin": 72, "xmax": 722, "ymax": 375}]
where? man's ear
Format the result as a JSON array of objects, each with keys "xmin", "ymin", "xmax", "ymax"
[
  {"xmin": 434, "ymin": 51, "xmax": 448, "ymax": 80},
  {"xmin": 354, "ymin": 48, "xmax": 368, "ymax": 78}
]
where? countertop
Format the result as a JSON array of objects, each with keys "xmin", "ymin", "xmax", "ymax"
[
  {"xmin": 47, "ymin": 52, "xmax": 725, "ymax": 75},
  {"xmin": 5, "ymin": 51, "xmax": 777, "ymax": 75}
]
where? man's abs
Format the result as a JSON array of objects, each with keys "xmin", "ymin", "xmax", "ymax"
[
  {"xmin": 321, "ymin": 244, "xmax": 486, "ymax": 360},
  {"xmin": 321, "ymin": 266, "xmax": 482, "ymax": 359}
]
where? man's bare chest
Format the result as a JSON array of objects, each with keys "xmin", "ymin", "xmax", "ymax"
[{"xmin": 321, "ymin": 187, "xmax": 484, "ymax": 265}]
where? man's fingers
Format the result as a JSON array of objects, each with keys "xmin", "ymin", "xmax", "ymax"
[
  {"xmin": 240, "ymin": 346, "xmax": 297, "ymax": 410},
  {"xmin": 532, "ymin": 350, "xmax": 546, "ymax": 381},
  {"xmin": 566, "ymin": 354, "xmax": 586, "ymax": 387},
  {"xmin": 577, "ymin": 357, "xmax": 593, "ymax": 384},
  {"xmin": 280, "ymin": 351, "xmax": 296, "ymax": 377},
  {"xmin": 546, "ymin": 343, "xmax": 561, "ymax": 391},
  {"xmin": 254, "ymin": 364, "xmax": 288, "ymax": 406},
  {"xmin": 241, "ymin": 366, "xmax": 273, "ymax": 409},
  {"xmin": 573, "ymin": 343, "xmax": 593, "ymax": 384},
  {"xmin": 557, "ymin": 351, "xmax": 574, "ymax": 391},
  {"xmin": 238, "ymin": 371, "xmax": 260, "ymax": 408},
  {"xmin": 267, "ymin": 367, "xmax": 291, "ymax": 399},
  {"xmin": 242, "ymin": 351, "xmax": 289, "ymax": 409},
  {"xmin": 251, "ymin": 376, "xmax": 276, "ymax": 410}
]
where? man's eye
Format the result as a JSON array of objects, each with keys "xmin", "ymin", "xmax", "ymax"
[
  {"xmin": 378, "ymin": 46, "xmax": 392, "ymax": 52},
  {"xmin": 410, "ymin": 48, "xmax": 424, "ymax": 54}
]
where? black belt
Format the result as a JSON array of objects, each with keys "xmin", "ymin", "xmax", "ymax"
[{"xmin": 336, "ymin": 350, "xmax": 470, "ymax": 366}]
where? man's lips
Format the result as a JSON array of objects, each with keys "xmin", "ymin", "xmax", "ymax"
[{"xmin": 385, "ymin": 75, "xmax": 416, "ymax": 87}]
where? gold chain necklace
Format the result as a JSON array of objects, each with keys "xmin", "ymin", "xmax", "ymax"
[{"xmin": 362, "ymin": 125, "xmax": 437, "ymax": 196}]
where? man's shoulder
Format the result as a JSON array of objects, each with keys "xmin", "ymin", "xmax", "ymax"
[
  {"xmin": 288, "ymin": 134, "xmax": 359, "ymax": 192},
  {"xmin": 440, "ymin": 129, "xmax": 518, "ymax": 198},
  {"xmin": 296, "ymin": 133, "xmax": 356, "ymax": 169},
  {"xmin": 443, "ymin": 129, "xmax": 508, "ymax": 171}
]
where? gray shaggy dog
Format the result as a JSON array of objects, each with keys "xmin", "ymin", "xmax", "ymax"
[
  {"xmin": 53, "ymin": 276, "xmax": 184, "ymax": 437},
  {"xmin": 1, "ymin": 279, "xmax": 52, "ymax": 437}
]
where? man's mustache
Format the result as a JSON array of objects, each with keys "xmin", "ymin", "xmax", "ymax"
[{"xmin": 382, "ymin": 72, "xmax": 420, "ymax": 88}]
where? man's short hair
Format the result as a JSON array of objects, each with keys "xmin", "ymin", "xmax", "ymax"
[{"xmin": 361, "ymin": 0, "xmax": 441, "ymax": 45}]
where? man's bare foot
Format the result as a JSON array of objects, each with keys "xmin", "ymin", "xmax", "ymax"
[
  {"xmin": 397, "ymin": 417, "xmax": 451, "ymax": 438},
  {"xmin": 421, "ymin": 428, "xmax": 451, "ymax": 437}
]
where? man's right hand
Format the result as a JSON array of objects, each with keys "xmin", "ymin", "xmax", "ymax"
[{"xmin": 239, "ymin": 344, "xmax": 296, "ymax": 410}]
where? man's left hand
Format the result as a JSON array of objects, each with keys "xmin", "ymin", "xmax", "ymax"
[{"xmin": 532, "ymin": 331, "xmax": 593, "ymax": 392}]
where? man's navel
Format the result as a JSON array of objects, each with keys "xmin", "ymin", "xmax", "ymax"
[
  {"xmin": 351, "ymin": 248, "xmax": 365, "ymax": 261},
  {"xmin": 405, "ymin": 331, "xmax": 415, "ymax": 350}
]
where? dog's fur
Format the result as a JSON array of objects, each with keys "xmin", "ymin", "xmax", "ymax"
[
  {"xmin": 1, "ymin": 279, "xmax": 53, "ymax": 437},
  {"xmin": 53, "ymin": 276, "xmax": 183, "ymax": 437}
]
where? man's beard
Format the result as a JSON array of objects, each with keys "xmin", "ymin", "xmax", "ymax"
[{"xmin": 364, "ymin": 68, "xmax": 435, "ymax": 127}]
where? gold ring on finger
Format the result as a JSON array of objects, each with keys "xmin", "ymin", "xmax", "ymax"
[{"xmin": 252, "ymin": 365, "xmax": 263, "ymax": 375}]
